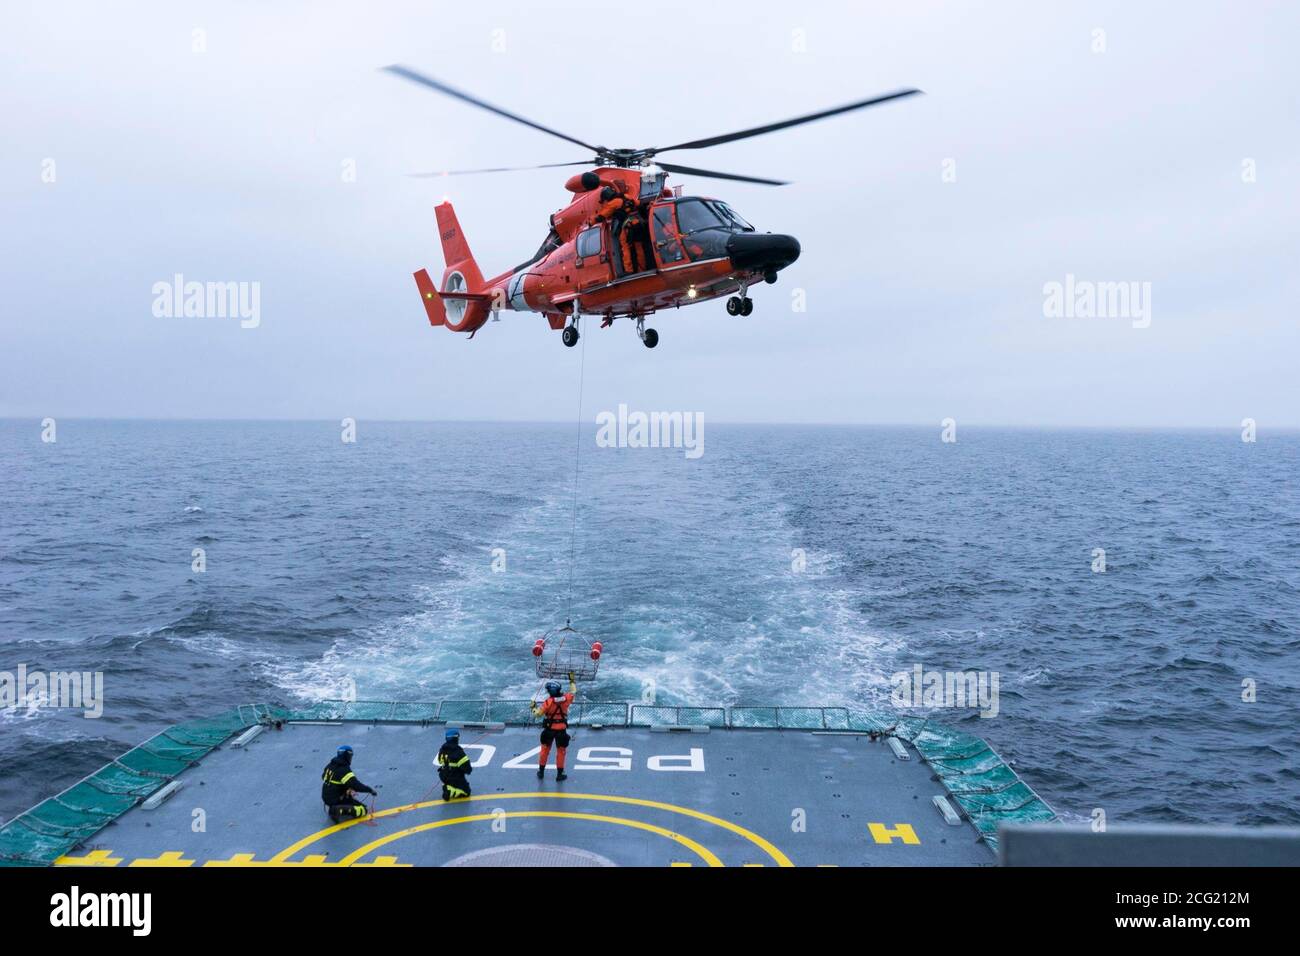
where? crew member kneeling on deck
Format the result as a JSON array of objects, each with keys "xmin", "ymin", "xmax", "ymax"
[
  {"xmin": 437, "ymin": 727, "xmax": 473, "ymax": 801},
  {"xmin": 531, "ymin": 673, "xmax": 576, "ymax": 781},
  {"xmin": 321, "ymin": 744, "xmax": 377, "ymax": 822}
]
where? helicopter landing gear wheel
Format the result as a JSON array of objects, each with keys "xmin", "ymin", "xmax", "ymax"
[
  {"xmin": 635, "ymin": 317, "xmax": 658, "ymax": 349},
  {"xmin": 728, "ymin": 292, "xmax": 754, "ymax": 316},
  {"xmin": 562, "ymin": 324, "xmax": 579, "ymax": 348}
]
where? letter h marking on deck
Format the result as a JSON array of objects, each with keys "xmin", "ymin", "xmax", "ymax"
[{"xmin": 867, "ymin": 822, "xmax": 920, "ymax": 845}]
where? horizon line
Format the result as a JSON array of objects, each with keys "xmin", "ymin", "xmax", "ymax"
[{"xmin": 2, "ymin": 416, "xmax": 1296, "ymax": 431}]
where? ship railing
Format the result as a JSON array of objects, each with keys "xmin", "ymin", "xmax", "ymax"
[{"xmin": 280, "ymin": 699, "xmax": 890, "ymax": 732}]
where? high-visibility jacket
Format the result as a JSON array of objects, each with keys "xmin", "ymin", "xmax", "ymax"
[
  {"xmin": 321, "ymin": 755, "xmax": 374, "ymax": 804},
  {"xmin": 539, "ymin": 693, "xmax": 574, "ymax": 731},
  {"xmin": 437, "ymin": 742, "xmax": 474, "ymax": 779}
]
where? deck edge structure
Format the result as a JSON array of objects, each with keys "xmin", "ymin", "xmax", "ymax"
[{"xmin": 0, "ymin": 699, "xmax": 1056, "ymax": 866}]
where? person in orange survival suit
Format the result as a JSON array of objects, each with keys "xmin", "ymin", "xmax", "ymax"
[
  {"xmin": 594, "ymin": 183, "xmax": 639, "ymax": 274},
  {"xmin": 621, "ymin": 201, "xmax": 648, "ymax": 274},
  {"xmin": 530, "ymin": 673, "xmax": 576, "ymax": 781},
  {"xmin": 594, "ymin": 183, "xmax": 629, "ymax": 222}
]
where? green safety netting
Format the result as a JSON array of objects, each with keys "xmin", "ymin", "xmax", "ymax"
[
  {"xmin": 0, "ymin": 705, "xmax": 281, "ymax": 867},
  {"xmin": 0, "ymin": 699, "xmax": 1055, "ymax": 866},
  {"xmin": 888, "ymin": 719, "xmax": 1057, "ymax": 853}
]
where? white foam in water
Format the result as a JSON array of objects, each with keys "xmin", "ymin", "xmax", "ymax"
[{"xmin": 271, "ymin": 449, "xmax": 904, "ymax": 709}]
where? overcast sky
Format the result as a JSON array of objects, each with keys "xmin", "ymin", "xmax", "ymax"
[{"xmin": 1, "ymin": 0, "xmax": 1296, "ymax": 426}]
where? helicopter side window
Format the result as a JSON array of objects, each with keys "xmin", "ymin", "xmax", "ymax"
[
  {"xmin": 576, "ymin": 226, "xmax": 602, "ymax": 260},
  {"xmin": 674, "ymin": 199, "xmax": 727, "ymax": 235}
]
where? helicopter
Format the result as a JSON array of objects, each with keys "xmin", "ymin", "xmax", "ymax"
[{"xmin": 386, "ymin": 65, "xmax": 920, "ymax": 348}]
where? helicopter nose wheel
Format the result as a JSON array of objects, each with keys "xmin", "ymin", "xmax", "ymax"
[
  {"xmin": 635, "ymin": 317, "xmax": 658, "ymax": 349},
  {"xmin": 726, "ymin": 296, "xmax": 754, "ymax": 317},
  {"xmin": 562, "ymin": 324, "xmax": 580, "ymax": 348}
]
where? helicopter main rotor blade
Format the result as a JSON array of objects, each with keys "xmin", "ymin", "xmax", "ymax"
[
  {"xmin": 383, "ymin": 65, "xmax": 604, "ymax": 154},
  {"xmin": 409, "ymin": 160, "xmax": 595, "ymax": 178},
  {"xmin": 653, "ymin": 88, "xmax": 923, "ymax": 154},
  {"xmin": 656, "ymin": 162, "xmax": 789, "ymax": 186}
]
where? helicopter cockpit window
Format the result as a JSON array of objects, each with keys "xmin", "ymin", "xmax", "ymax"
[
  {"xmin": 576, "ymin": 226, "xmax": 601, "ymax": 259},
  {"xmin": 709, "ymin": 201, "xmax": 754, "ymax": 231},
  {"xmin": 674, "ymin": 199, "xmax": 727, "ymax": 235}
]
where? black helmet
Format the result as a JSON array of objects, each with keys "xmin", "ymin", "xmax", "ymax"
[
  {"xmin": 545, "ymin": 680, "xmax": 563, "ymax": 697},
  {"xmin": 599, "ymin": 185, "xmax": 616, "ymax": 201}
]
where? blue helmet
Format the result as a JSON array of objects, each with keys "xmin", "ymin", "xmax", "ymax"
[
  {"xmin": 545, "ymin": 680, "xmax": 562, "ymax": 697},
  {"xmin": 445, "ymin": 728, "xmax": 460, "ymax": 740},
  {"xmin": 337, "ymin": 745, "xmax": 353, "ymax": 757}
]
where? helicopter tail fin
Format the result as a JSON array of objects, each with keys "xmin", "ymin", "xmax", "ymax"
[{"xmin": 435, "ymin": 201, "xmax": 485, "ymax": 291}]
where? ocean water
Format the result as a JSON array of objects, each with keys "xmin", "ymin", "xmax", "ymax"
[{"xmin": 1, "ymin": 419, "xmax": 1297, "ymax": 827}]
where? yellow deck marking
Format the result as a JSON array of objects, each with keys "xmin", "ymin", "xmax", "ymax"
[
  {"xmin": 350, "ymin": 855, "xmax": 409, "ymax": 867},
  {"xmin": 274, "ymin": 791, "xmax": 792, "ymax": 867},
  {"xmin": 203, "ymin": 853, "xmax": 328, "ymax": 867},
  {"xmin": 336, "ymin": 811, "xmax": 722, "ymax": 868},
  {"xmin": 201, "ymin": 858, "xmax": 377, "ymax": 868},
  {"xmin": 55, "ymin": 849, "xmax": 121, "ymax": 867},
  {"xmin": 128, "ymin": 850, "xmax": 195, "ymax": 867},
  {"xmin": 868, "ymin": 822, "xmax": 921, "ymax": 845}
]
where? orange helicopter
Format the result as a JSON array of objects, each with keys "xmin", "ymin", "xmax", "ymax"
[{"xmin": 386, "ymin": 66, "xmax": 920, "ymax": 348}]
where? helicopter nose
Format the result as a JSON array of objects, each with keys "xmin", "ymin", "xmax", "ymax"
[{"xmin": 726, "ymin": 233, "xmax": 801, "ymax": 273}]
